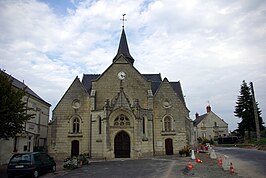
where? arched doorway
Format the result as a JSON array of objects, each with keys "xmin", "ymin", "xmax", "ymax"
[
  {"xmin": 71, "ymin": 140, "xmax": 79, "ymax": 157},
  {"xmin": 165, "ymin": 138, "xmax": 173, "ymax": 155},
  {"xmin": 114, "ymin": 131, "xmax": 130, "ymax": 158}
]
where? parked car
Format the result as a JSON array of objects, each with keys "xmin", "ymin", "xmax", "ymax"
[{"xmin": 7, "ymin": 152, "xmax": 56, "ymax": 178}]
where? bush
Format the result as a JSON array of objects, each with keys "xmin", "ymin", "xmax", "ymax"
[
  {"xmin": 197, "ymin": 137, "xmax": 214, "ymax": 145},
  {"xmin": 78, "ymin": 154, "xmax": 88, "ymax": 165},
  {"xmin": 179, "ymin": 145, "xmax": 191, "ymax": 157},
  {"xmin": 63, "ymin": 154, "xmax": 89, "ymax": 170},
  {"xmin": 63, "ymin": 157, "xmax": 78, "ymax": 170}
]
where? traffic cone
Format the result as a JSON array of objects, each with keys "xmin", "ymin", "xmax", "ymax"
[
  {"xmin": 219, "ymin": 156, "xmax": 222, "ymax": 166},
  {"xmin": 191, "ymin": 150, "xmax": 195, "ymax": 160},
  {"xmin": 188, "ymin": 160, "xmax": 193, "ymax": 171},
  {"xmin": 196, "ymin": 157, "xmax": 203, "ymax": 163},
  {"xmin": 230, "ymin": 162, "xmax": 234, "ymax": 175}
]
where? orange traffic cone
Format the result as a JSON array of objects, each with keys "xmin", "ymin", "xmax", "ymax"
[
  {"xmin": 188, "ymin": 160, "xmax": 193, "ymax": 171},
  {"xmin": 219, "ymin": 156, "xmax": 222, "ymax": 166},
  {"xmin": 196, "ymin": 157, "xmax": 203, "ymax": 163},
  {"xmin": 230, "ymin": 162, "xmax": 234, "ymax": 175}
]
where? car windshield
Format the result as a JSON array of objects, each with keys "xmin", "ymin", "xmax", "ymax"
[{"xmin": 10, "ymin": 154, "xmax": 31, "ymax": 163}]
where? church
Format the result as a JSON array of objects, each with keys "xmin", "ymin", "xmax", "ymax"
[{"xmin": 48, "ymin": 27, "xmax": 193, "ymax": 160}]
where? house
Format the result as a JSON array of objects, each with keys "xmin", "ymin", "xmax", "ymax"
[
  {"xmin": 47, "ymin": 28, "xmax": 193, "ymax": 160},
  {"xmin": 0, "ymin": 71, "xmax": 51, "ymax": 164},
  {"xmin": 194, "ymin": 105, "xmax": 228, "ymax": 142}
]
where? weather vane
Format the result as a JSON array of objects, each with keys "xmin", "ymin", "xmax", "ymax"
[{"xmin": 120, "ymin": 14, "xmax": 127, "ymax": 29}]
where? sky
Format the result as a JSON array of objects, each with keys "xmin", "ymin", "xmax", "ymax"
[{"xmin": 0, "ymin": 0, "xmax": 265, "ymax": 132}]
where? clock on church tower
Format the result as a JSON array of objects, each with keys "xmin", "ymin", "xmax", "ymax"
[{"xmin": 118, "ymin": 71, "xmax": 126, "ymax": 80}]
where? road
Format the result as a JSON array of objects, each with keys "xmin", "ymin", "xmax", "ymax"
[
  {"xmin": 214, "ymin": 147, "xmax": 266, "ymax": 178},
  {"xmin": 1, "ymin": 148, "xmax": 264, "ymax": 178}
]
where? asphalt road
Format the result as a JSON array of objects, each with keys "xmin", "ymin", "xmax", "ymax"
[
  {"xmin": 214, "ymin": 147, "xmax": 266, "ymax": 178},
  {"xmin": 47, "ymin": 158, "xmax": 185, "ymax": 178},
  {"xmin": 2, "ymin": 148, "xmax": 262, "ymax": 178}
]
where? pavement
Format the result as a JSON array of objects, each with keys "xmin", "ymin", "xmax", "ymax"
[{"xmin": 0, "ymin": 153, "xmax": 248, "ymax": 178}]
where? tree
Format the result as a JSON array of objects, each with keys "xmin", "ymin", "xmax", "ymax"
[
  {"xmin": 234, "ymin": 80, "xmax": 265, "ymax": 140},
  {"xmin": 0, "ymin": 71, "xmax": 34, "ymax": 139}
]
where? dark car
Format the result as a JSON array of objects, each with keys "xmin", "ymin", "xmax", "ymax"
[{"xmin": 7, "ymin": 152, "xmax": 56, "ymax": 178}]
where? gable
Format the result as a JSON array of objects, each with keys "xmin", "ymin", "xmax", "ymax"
[
  {"xmin": 113, "ymin": 54, "xmax": 132, "ymax": 64},
  {"xmin": 53, "ymin": 76, "xmax": 89, "ymax": 112},
  {"xmin": 112, "ymin": 88, "xmax": 131, "ymax": 110},
  {"xmin": 155, "ymin": 78, "xmax": 186, "ymax": 107}
]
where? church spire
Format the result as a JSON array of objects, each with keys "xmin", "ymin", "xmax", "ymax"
[{"xmin": 113, "ymin": 14, "xmax": 134, "ymax": 65}]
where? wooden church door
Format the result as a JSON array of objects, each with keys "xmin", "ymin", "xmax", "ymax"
[
  {"xmin": 165, "ymin": 138, "xmax": 173, "ymax": 155},
  {"xmin": 114, "ymin": 131, "xmax": 130, "ymax": 158},
  {"xmin": 71, "ymin": 140, "xmax": 79, "ymax": 157}
]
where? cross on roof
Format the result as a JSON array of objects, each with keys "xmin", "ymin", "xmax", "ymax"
[{"xmin": 120, "ymin": 14, "xmax": 127, "ymax": 29}]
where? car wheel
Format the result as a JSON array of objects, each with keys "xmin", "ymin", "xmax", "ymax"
[
  {"xmin": 52, "ymin": 165, "xmax": 56, "ymax": 172},
  {"xmin": 33, "ymin": 170, "xmax": 39, "ymax": 178}
]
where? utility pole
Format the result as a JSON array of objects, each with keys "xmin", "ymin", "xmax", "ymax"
[{"xmin": 250, "ymin": 82, "xmax": 260, "ymax": 140}]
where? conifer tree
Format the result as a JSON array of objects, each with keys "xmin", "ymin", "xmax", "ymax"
[
  {"xmin": 234, "ymin": 80, "xmax": 264, "ymax": 139},
  {"xmin": 0, "ymin": 71, "xmax": 33, "ymax": 139}
]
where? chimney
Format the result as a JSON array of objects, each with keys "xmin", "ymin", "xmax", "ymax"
[
  {"xmin": 195, "ymin": 112, "xmax": 199, "ymax": 118},
  {"xmin": 206, "ymin": 105, "xmax": 211, "ymax": 113}
]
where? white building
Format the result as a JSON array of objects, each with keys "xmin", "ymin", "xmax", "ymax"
[
  {"xmin": 0, "ymin": 72, "xmax": 51, "ymax": 164},
  {"xmin": 194, "ymin": 105, "xmax": 228, "ymax": 143}
]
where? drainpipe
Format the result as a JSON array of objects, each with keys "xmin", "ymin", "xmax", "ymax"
[
  {"xmin": 24, "ymin": 94, "xmax": 30, "ymax": 133},
  {"xmin": 152, "ymin": 114, "xmax": 155, "ymax": 156},
  {"xmin": 90, "ymin": 114, "xmax": 92, "ymax": 158}
]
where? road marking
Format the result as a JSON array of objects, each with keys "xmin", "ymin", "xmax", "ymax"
[{"xmin": 162, "ymin": 160, "xmax": 175, "ymax": 178}]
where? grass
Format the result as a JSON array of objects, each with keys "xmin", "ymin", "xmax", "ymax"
[{"xmin": 254, "ymin": 138, "xmax": 266, "ymax": 145}]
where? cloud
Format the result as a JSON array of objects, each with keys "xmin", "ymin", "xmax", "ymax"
[{"xmin": 0, "ymin": 0, "xmax": 265, "ymax": 131}]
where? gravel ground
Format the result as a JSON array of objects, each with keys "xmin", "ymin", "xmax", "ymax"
[{"xmin": 182, "ymin": 153, "xmax": 249, "ymax": 178}]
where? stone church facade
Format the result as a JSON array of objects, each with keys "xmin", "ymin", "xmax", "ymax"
[{"xmin": 48, "ymin": 29, "xmax": 193, "ymax": 160}]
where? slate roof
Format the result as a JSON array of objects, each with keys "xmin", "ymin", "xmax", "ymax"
[
  {"xmin": 143, "ymin": 74, "xmax": 162, "ymax": 82},
  {"xmin": 1, "ymin": 71, "xmax": 50, "ymax": 106},
  {"xmin": 170, "ymin": 82, "xmax": 185, "ymax": 104},
  {"xmin": 194, "ymin": 113, "xmax": 208, "ymax": 126},
  {"xmin": 143, "ymin": 74, "xmax": 161, "ymax": 94},
  {"xmin": 113, "ymin": 29, "xmax": 134, "ymax": 65},
  {"xmin": 81, "ymin": 74, "xmax": 100, "ymax": 93}
]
